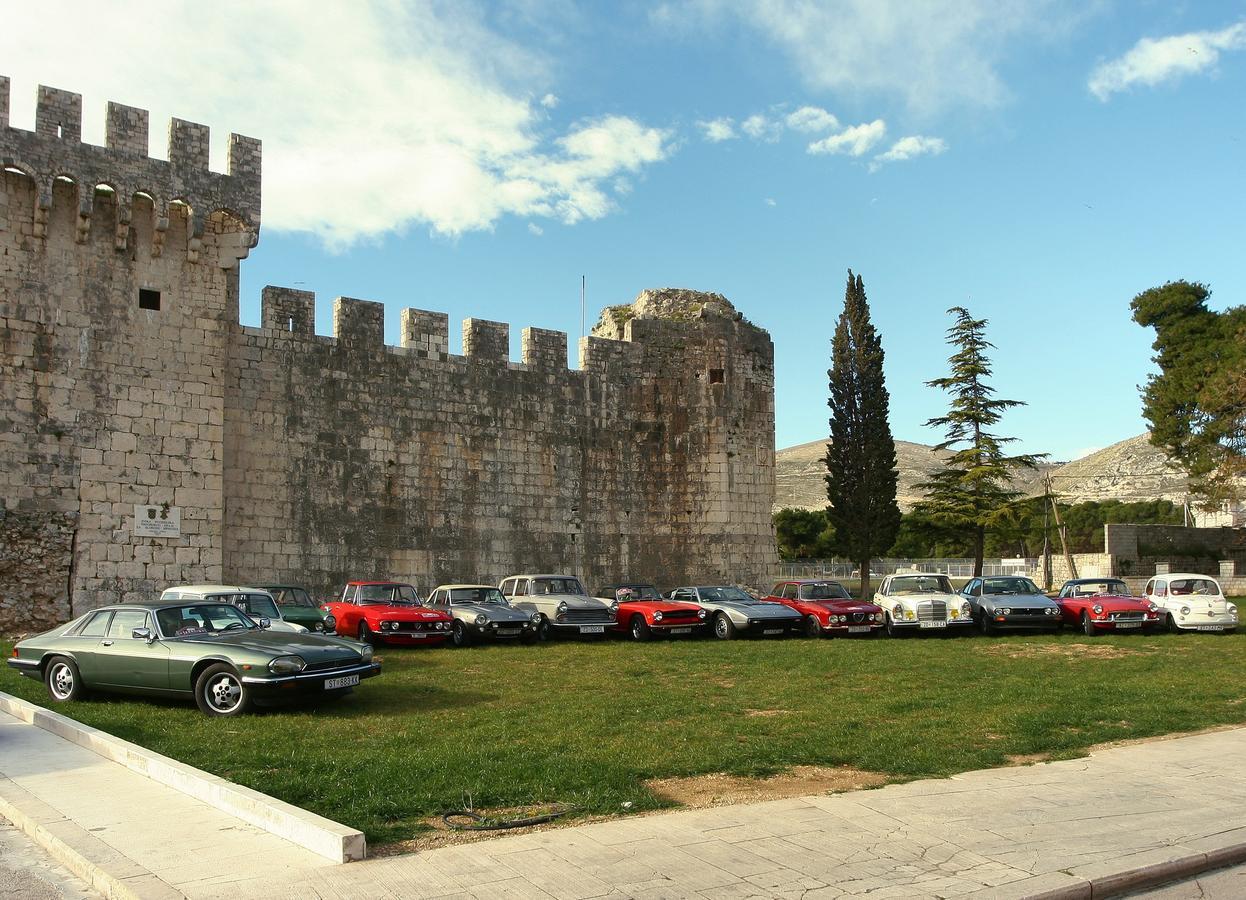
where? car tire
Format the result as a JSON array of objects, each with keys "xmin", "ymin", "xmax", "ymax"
[
  {"xmin": 629, "ymin": 615, "xmax": 652, "ymax": 642},
  {"xmin": 885, "ymin": 614, "xmax": 906, "ymax": 638},
  {"xmin": 43, "ymin": 656, "xmax": 86, "ymax": 703},
  {"xmin": 978, "ymin": 612, "xmax": 996, "ymax": 636},
  {"xmin": 357, "ymin": 620, "xmax": 375, "ymax": 645},
  {"xmin": 536, "ymin": 616, "xmax": 553, "ymax": 642},
  {"xmin": 1082, "ymin": 611, "xmax": 1097, "ymax": 637},
  {"xmin": 713, "ymin": 613, "xmax": 737, "ymax": 640},
  {"xmin": 194, "ymin": 663, "xmax": 252, "ymax": 717},
  {"xmin": 451, "ymin": 621, "xmax": 471, "ymax": 648},
  {"xmin": 802, "ymin": 615, "xmax": 822, "ymax": 639}
]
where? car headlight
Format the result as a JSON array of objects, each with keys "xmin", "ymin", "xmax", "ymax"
[
  {"xmin": 1000, "ymin": 608, "xmax": 1011, "ymax": 616},
  {"xmin": 268, "ymin": 655, "xmax": 306, "ymax": 675},
  {"xmin": 1230, "ymin": 604, "xmax": 1238, "ymax": 616},
  {"xmin": 698, "ymin": 609, "xmax": 707, "ymax": 619},
  {"xmin": 892, "ymin": 604, "xmax": 903, "ymax": 616},
  {"xmin": 475, "ymin": 614, "xmax": 488, "ymax": 626},
  {"xmin": 324, "ymin": 614, "xmax": 336, "ymax": 631},
  {"xmin": 609, "ymin": 600, "xmax": 619, "ymax": 613},
  {"xmin": 531, "ymin": 611, "xmax": 542, "ymax": 623},
  {"xmin": 1092, "ymin": 604, "xmax": 1104, "ymax": 616},
  {"xmin": 653, "ymin": 611, "xmax": 663, "ymax": 622},
  {"xmin": 557, "ymin": 601, "xmax": 568, "ymax": 615},
  {"xmin": 360, "ymin": 644, "xmax": 373, "ymax": 663},
  {"xmin": 1181, "ymin": 606, "xmax": 1191, "ymax": 616},
  {"xmin": 961, "ymin": 603, "xmax": 972, "ymax": 617}
]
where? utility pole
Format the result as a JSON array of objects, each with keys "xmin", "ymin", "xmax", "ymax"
[
  {"xmin": 1042, "ymin": 476, "xmax": 1052, "ymax": 590},
  {"xmin": 1049, "ymin": 477, "xmax": 1078, "ymax": 581}
]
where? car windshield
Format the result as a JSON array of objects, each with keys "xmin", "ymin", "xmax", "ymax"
[
  {"xmin": 156, "ymin": 604, "xmax": 256, "ymax": 637},
  {"xmin": 449, "ymin": 588, "xmax": 507, "ymax": 604},
  {"xmin": 357, "ymin": 584, "xmax": 422, "ymax": 606},
  {"xmin": 532, "ymin": 578, "xmax": 584, "ymax": 596},
  {"xmin": 697, "ymin": 586, "xmax": 754, "ymax": 602},
  {"xmin": 274, "ymin": 588, "xmax": 315, "ymax": 607},
  {"xmin": 982, "ymin": 578, "xmax": 1042, "ymax": 595},
  {"xmin": 615, "ymin": 585, "xmax": 662, "ymax": 601},
  {"xmin": 1073, "ymin": 580, "xmax": 1130, "ymax": 597},
  {"xmin": 800, "ymin": 583, "xmax": 849, "ymax": 600},
  {"xmin": 889, "ymin": 575, "xmax": 953, "ymax": 595},
  {"xmin": 1169, "ymin": 578, "xmax": 1221, "ymax": 596},
  {"xmin": 217, "ymin": 593, "xmax": 279, "ymax": 619}
]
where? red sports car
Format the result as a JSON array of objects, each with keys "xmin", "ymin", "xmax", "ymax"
[
  {"xmin": 765, "ymin": 580, "xmax": 884, "ymax": 638},
  {"xmin": 594, "ymin": 583, "xmax": 708, "ymax": 641},
  {"xmin": 1054, "ymin": 578, "xmax": 1162, "ymax": 636},
  {"xmin": 323, "ymin": 581, "xmax": 453, "ymax": 646}
]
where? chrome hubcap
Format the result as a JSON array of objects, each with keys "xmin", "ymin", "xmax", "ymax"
[
  {"xmin": 716, "ymin": 618, "xmax": 727, "ymax": 637},
  {"xmin": 51, "ymin": 665, "xmax": 73, "ymax": 698},
  {"xmin": 207, "ymin": 675, "xmax": 241, "ymax": 712}
]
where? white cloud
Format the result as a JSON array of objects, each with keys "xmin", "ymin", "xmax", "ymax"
[
  {"xmin": 1088, "ymin": 23, "xmax": 1246, "ymax": 100},
  {"xmin": 763, "ymin": 197, "xmax": 777, "ymax": 206},
  {"xmin": 698, "ymin": 117, "xmax": 737, "ymax": 142},
  {"xmin": 540, "ymin": 92, "xmax": 560, "ymax": 109},
  {"xmin": 0, "ymin": 1, "xmax": 673, "ymax": 248},
  {"xmin": 659, "ymin": 0, "xmax": 1091, "ymax": 113},
  {"xmin": 741, "ymin": 113, "xmax": 782, "ymax": 142},
  {"xmin": 869, "ymin": 135, "xmax": 948, "ymax": 170},
  {"xmin": 784, "ymin": 105, "xmax": 839, "ymax": 133},
  {"xmin": 527, "ymin": 222, "xmax": 544, "ymax": 235},
  {"xmin": 807, "ymin": 119, "xmax": 887, "ymax": 156}
]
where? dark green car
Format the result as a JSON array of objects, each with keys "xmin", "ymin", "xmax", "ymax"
[
  {"xmin": 7, "ymin": 601, "xmax": 380, "ymax": 716},
  {"xmin": 248, "ymin": 584, "xmax": 336, "ymax": 634}
]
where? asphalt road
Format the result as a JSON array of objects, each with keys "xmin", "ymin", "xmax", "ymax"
[{"xmin": 0, "ymin": 818, "xmax": 97, "ymax": 899}]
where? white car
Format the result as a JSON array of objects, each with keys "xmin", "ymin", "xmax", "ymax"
[
  {"xmin": 1143, "ymin": 573, "xmax": 1238, "ymax": 633},
  {"xmin": 158, "ymin": 585, "xmax": 308, "ymax": 633},
  {"xmin": 874, "ymin": 573, "xmax": 974, "ymax": 637},
  {"xmin": 498, "ymin": 574, "xmax": 616, "ymax": 640}
]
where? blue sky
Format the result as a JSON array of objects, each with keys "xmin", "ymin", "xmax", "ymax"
[{"xmin": 4, "ymin": 2, "xmax": 1244, "ymax": 460}]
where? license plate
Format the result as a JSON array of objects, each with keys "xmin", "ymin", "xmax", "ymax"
[
  {"xmin": 670, "ymin": 627, "xmax": 692, "ymax": 634},
  {"xmin": 580, "ymin": 625, "xmax": 605, "ymax": 634},
  {"xmin": 1115, "ymin": 622, "xmax": 1141, "ymax": 629},
  {"xmin": 847, "ymin": 626, "xmax": 870, "ymax": 633},
  {"xmin": 497, "ymin": 628, "xmax": 520, "ymax": 636},
  {"xmin": 1197, "ymin": 625, "xmax": 1224, "ymax": 632},
  {"xmin": 919, "ymin": 621, "xmax": 946, "ymax": 629},
  {"xmin": 763, "ymin": 628, "xmax": 782, "ymax": 635},
  {"xmin": 325, "ymin": 675, "xmax": 359, "ymax": 690}
]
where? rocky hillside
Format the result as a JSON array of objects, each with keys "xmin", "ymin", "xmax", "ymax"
[{"xmin": 1027, "ymin": 433, "xmax": 1188, "ymax": 504}]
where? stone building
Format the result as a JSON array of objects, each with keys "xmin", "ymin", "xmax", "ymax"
[{"xmin": 0, "ymin": 78, "xmax": 778, "ymax": 631}]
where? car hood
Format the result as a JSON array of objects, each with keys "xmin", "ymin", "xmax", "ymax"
[
  {"xmin": 883, "ymin": 592, "xmax": 963, "ymax": 606},
  {"xmin": 981, "ymin": 594, "xmax": 1059, "ymax": 607},
  {"xmin": 178, "ymin": 630, "xmax": 363, "ymax": 662},
  {"xmin": 708, "ymin": 600, "xmax": 800, "ymax": 618},
  {"xmin": 522, "ymin": 594, "xmax": 609, "ymax": 610},
  {"xmin": 1067, "ymin": 595, "xmax": 1149, "ymax": 610},
  {"xmin": 811, "ymin": 600, "xmax": 879, "ymax": 613},
  {"xmin": 359, "ymin": 605, "xmax": 450, "ymax": 620},
  {"xmin": 455, "ymin": 603, "xmax": 533, "ymax": 621},
  {"xmin": 281, "ymin": 607, "xmax": 326, "ymax": 623},
  {"xmin": 620, "ymin": 600, "xmax": 701, "ymax": 614}
]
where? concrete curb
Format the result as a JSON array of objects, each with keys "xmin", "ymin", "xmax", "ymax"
[{"xmin": 0, "ymin": 691, "xmax": 364, "ymax": 863}]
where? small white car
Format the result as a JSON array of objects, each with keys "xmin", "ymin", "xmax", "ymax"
[
  {"xmin": 874, "ymin": 573, "xmax": 974, "ymax": 637},
  {"xmin": 1143, "ymin": 573, "xmax": 1238, "ymax": 633},
  {"xmin": 158, "ymin": 585, "xmax": 307, "ymax": 633},
  {"xmin": 499, "ymin": 574, "xmax": 616, "ymax": 640}
]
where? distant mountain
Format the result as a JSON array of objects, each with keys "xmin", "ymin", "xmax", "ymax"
[{"xmin": 1028, "ymin": 433, "xmax": 1189, "ymax": 504}]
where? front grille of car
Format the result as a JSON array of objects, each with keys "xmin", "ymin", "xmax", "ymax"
[
  {"xmin": 660, "ymin": 609, "xmax": 700, "ymax": 622},
  {"xmin": 303, "ymin": 657, "xmax": 360, "ymax": 673},
  {"xmin": 561, "ymin": 607, "xmax": 610, "ymax": 623},
  {"xmin": 917, "ymin": 600, "xmax": 947, "ymax": 622},
  {"xmin": 1011, "ymin": 608, "xmax": 1045, "ymax": 616},
  {"xmin": 1109, "ymin": 611, "xmax": 1144, "ymax": 622},
  {"xmin": 849, "ymin": 611, "xmax": 866, "ymax": 623},
  {"xmin": 391, "ymin": 621, "xmax": 442, "ymax": 632}
]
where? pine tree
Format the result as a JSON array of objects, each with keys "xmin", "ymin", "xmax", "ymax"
[
  {"xmin": 825, "ymin": 271, "xmax": 901, "ymax": 600},
  {"xmin": 914, "ymin": 306, "xmax": 1044, "ymax": 576}
]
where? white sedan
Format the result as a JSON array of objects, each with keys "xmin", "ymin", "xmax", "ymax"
[
  {"xmin": 873, "ymin": 573, "xmax": 974, "ymax": 638},
  {"xmin": 1143, "ymin": 573, "xmax": 1238, "ymax": 633}
]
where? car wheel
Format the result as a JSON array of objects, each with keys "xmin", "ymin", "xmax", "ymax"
[
  {"xmin": 357, "ymin": 620, "xmax": 376, "ymax": 645},
  {"xmin": 713, "ymin": 613, "xmax": 737, "ymax": 640},
  {"xmin": 885, "ymin": 614, "xmax": 906, "ymax": 638},
  {"xmin": 1166, "ymin": 613, "xmax": 1182, "ymax": 634},
  {"xmin": 978, "ymin": 612, "xmax": 996, "ymax": 636},
  {"xmin": 536, "ymin": 616, "xmax": 553, "ymax": 642},
  {"xmin": 629, "ymin": 615, "xmax": 652, "ymax": 642},
  {"xmin": 44, "ymin": 656, "xmax": 86, "ymax": 703},
  {"xmin": 802, "ymin": 615, "xmax": 821, "ymax": 639},
  {"xmin": 194, "ymin": 663, "xmax": 252, "ymax": 717},
  {"xmin": 451, "ymin": 621, "xmax": 471, "ymax": 648},
  {"xmin": 1082, "ymin": 611, "xmax": 1097, "ymax": 637}
]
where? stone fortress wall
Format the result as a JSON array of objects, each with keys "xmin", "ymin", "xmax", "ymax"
[{"xmin": 0, "ymin": 78, "xmax": 778, "ymax": 631}]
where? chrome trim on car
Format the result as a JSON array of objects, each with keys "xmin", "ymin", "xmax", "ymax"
[
  {"xmin": 241, "ymin": 661, "xmax": 380, "ymax": 685},
  {"xmin": 5, "ymin": 658, "xmax": 40, "ymax": 670}
]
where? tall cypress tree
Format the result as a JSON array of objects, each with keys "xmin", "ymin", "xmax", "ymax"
[
  {"xmin": 825, "ymin": 271, "xmax": 901, "ymax": 600},
  {"xmin": 914, "ymin": 307, "xmax": 1044, "ymax": 576}
]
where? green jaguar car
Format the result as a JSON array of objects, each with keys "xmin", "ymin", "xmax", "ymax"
[{"xmin": 7, "ymin": 600, "xmax": 381, "ymax": 716}]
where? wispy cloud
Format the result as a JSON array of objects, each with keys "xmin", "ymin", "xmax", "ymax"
[
  {"xmin": 0, "ymin": 1, "xmax": 674, "ymax": 248},
  {"xmin": 741, "ymin": 113, "xmax": 782, "ymax": 142},
  {"xmin": 869, "ymin": 135, "xmax": 948, "ymax": 170},
  {"xmin": 784, "ymin": 105, "xmax": 839, "ymax": 133},
  {"xmin": 1088, "ymin": 22, "xmax": 1246, "ymax": 100},
  {"xmin": 698, "ymin": 117, "xmax": 737, "ymax": 142},
  {"xmin": 808, "ymin": 119, "xmax": 887, "ymax": 156}
]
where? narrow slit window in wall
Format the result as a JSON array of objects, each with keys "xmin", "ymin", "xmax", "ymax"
[{"xmin": 138, "ymin": 288, "xmax": 161, "ymax": 311}]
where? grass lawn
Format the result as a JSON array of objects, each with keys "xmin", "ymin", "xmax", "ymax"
[{"xmin": 5, "ymin": 627, "xmax": 1246, "ymax": 847}]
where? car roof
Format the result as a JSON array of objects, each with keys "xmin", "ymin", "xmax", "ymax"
[
  {"xmin": 1065, "ymin": 578, "xmax": 1126, "ymax": 584},
  {"xmin": 599, "ymin": 582, "xmax": 658, "ymax": 590},
  {"xmin": 246, "ymin": 584, "xmax": 303, "ymax": 590},
  {"xmin": 432, "ymin": 584, "xmax": 498, "ymax": 591},
  {"xmin": 161, "ymin": 584, "xmax": 272, "ymax": 596},
  {"xmin": 778, "ymin": 579, "xmax": 846, "ymax": 585},
  {"xmin": 1157, "ymin": 573, "xmax": 1220, "ymax": 580},
  {"xmin": 347, "ymin": 581, "xmax": 414, "ymax": 587},
  {"xmin": 504, "ymin": 574, "xmax": 579, "ymax": 580}
]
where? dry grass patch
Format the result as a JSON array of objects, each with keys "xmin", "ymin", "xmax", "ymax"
[
  {"xmin": 980, "ymin": 642, "xmax": 1143, "ymax": 660},
  {"xmin": 1005, "ymin": 753, "xmax": 1052, "ymax": 766},
  {"xmin": 647, "ymin": 765, "xmax": 886, "ymax": 808}
]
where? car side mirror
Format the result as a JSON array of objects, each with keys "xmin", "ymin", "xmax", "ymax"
[
  {"xmin": 259, "ymin": 617, "xmax": 271, "ymax": 629},
  {"xmin": 132, "ymin": 627, "xmax": 154, "ymax": 643}
]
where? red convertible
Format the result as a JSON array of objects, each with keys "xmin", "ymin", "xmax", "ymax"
[
  {"xmin": 1054, "ymin": 578, "xmax": 1162, "ymax": 636},
  {"xmin": 323, "ymin": 581, "xmax": 452, "ymax": 646},
  {"xmin": 765, "ymin": 580, "xmax": 884, "ymax": 637},
  {"xmin": 594, "ymin": 583, "xmax": 708, "ymax": 641}
]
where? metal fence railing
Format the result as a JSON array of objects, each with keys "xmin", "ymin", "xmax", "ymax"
[{"xmin": 777, "ymin": 558, "xmax": 1039, "ymax": 580}]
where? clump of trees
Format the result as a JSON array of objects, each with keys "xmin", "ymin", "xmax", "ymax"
[
  {"xmin": 1132, "ymin": 280, "xmax": 1245, "ymax": 507},
  {"xmin": 773, "ymin": 508, "xmax": 835, "ymax": 560}
]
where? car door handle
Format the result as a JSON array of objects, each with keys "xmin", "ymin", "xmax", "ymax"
[{"xmin": 101, "ymin": 640, "xmax": 113, "ymax": 646}]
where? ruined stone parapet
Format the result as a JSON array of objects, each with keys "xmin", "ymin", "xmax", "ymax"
[{"xmin": 0, "ymin": 77, "xmax": 260, "ymax": 263}]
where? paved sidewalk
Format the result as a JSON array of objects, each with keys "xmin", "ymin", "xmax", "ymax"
[{"xmin": 3, "ymin": 705, "xmax": 1246, "ymax": 899}]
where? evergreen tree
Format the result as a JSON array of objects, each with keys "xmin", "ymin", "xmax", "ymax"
[
  {"xmin": 825, "ymin": 270, "xmax": 901, "ymax": 599},
  {"xmin": 914, "ymin": 306, "xmax": 1044, "ymax": 576}
]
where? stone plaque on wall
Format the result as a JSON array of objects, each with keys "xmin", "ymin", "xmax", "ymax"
[{"xmin": 133, "ymin": 505, "xmax": 181, "ymax": 538}]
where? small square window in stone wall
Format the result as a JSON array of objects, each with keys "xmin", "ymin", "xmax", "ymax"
[
  {"xmin": 138, "ymin": 288, "xmax": 161, "ymax": 311},
  {"xmin": 709, "ymin": 368, "xmax": 725, "ymax": 384}
]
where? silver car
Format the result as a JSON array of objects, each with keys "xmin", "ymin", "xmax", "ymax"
[
  {"xmin": 427, "ymin": 584, "xmax": 541, "ymax": 647},
  {"xmin": 499, "ymin": 574, "xmax": 617, "ymax": 640},
  {"xmin": 665, "ymin": 585, "xmax": 803, "ymax": 639}
]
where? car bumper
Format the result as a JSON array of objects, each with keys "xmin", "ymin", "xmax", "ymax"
[
  {"xmin": 6, "ymin": 658, "xmax": 40, "ymax": 676},
  {"xmin": 821, "ymin": 622, "xmax": 883, "ymax": 635},
  {"xmin": 651, "ymin": 621, "xmax": 707, "ymax": 634},
  {"xmin": 890, "ymin": 619, "xmax": 975, "ymax": 630},
  {"xmin": 374, "ymin": 631, "xmax": 450, "ymax": 643},
  {"xmin": 742, "ymin": 619, "xmax": 802, "ymax": 635},
  {"xmin": 473, "ymin": 622, "xmax": 534, "ymax": 639},
  {"xmin": 1170, "ymin": 617, "xmax": 1237, "ymax": 631},
  {"xmin": 550, "ymin": 620, "xmax": 615, "ymax": 634},
  {"xmin": 242, "ymin": 661, "xmax": 382, "ymax": 693},
  {"xmin": 1089, "ymin": 619, "xmax": 1160, "ymax": 631},
  {"xmin": 989, "ymin": 614, "xmax": 1063, "ymax": 628}
]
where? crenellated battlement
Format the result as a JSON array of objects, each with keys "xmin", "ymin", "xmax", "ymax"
[{"xmin": 0, "ymin": 76, "xmax": 260, "ymax": 265}]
